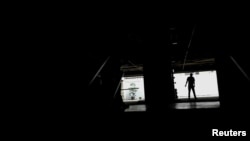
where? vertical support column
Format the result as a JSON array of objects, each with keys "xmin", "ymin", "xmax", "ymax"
[
  {"xmin": 216, "ymin": 53, "xmax": 250, "ymax": 113},
  {"xmin": 143, "ymin": 31, "xmax": 175, "ymax": 112}
]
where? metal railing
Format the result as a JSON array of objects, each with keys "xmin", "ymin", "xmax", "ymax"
[
  {"xmin": 113, "ymin": 72, "xmax": 124, "ymax": 98},
  {"xmin": 230, "ymin": 55, "xmax": 250, "ymax": 81},
  {"xmin": 88, "ymin": 56, "xmax": 111, "ymax": 86}
]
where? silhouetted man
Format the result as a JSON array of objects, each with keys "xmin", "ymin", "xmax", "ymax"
[{"xmin": 185, "ymin": 73, "xmax": 197, "ymax": 100}]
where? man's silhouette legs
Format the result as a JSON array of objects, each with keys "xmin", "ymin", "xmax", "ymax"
[
  {"xmin": 191, "ymin": 87, "xmax": 197, "ymax": 100},
  {"xmin": 188, "ymin": 86, "xmax": 197, "ymax": 101},
  {"xmin": 188, "ymin": 87, "xmax": 191, "ymax": 100}
]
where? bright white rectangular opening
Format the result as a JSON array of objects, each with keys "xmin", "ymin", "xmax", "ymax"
[
  {"xmin": 121, "ymin": 76, "xmax": 145, "ymax": 102},
  {"xmin": 173, "ymin": 70, "xmax": 219, "ymax": 99}
]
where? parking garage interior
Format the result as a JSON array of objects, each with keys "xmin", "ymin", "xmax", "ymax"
[
  {"xmin": 85, "ymin": 14, "xmax": 249, "ymax": 136},
  {"xmin": 32, "ymin": 9, "xmax": 250, "ymax": 137}
]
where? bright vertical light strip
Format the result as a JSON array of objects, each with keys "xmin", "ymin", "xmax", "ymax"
[{"xmin": 174, "ymin": 70, "xmax": 219, "ymax": 99}]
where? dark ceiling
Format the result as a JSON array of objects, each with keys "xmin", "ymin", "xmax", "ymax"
[
  {"xmin": 126, "ymin": 17, "xmax": 218, "ymax": 72},
  {"xmin": 87, "ymin": 8, "xmax": 249, "ymax": 75}
]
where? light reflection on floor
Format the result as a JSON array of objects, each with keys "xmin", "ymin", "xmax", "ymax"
[
  {"xmin": 125, "ymin": 104, "xmax": 146, "ymax": 112},
  {"xmin": 125, "ymin": 101, "xmax": 220, "ymax": 112},
  {"xmin": 170, "ymin": 101, "xmax": 220, "ymax": 110}
]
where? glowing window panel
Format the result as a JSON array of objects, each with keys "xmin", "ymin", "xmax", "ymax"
[
  {"xmin": 174, "ymin": 70, "xmax": 219, "ymax": 99},
  {"xmin": 121, "ymin": 76, "xmax": 145, "ymax": 102}
]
